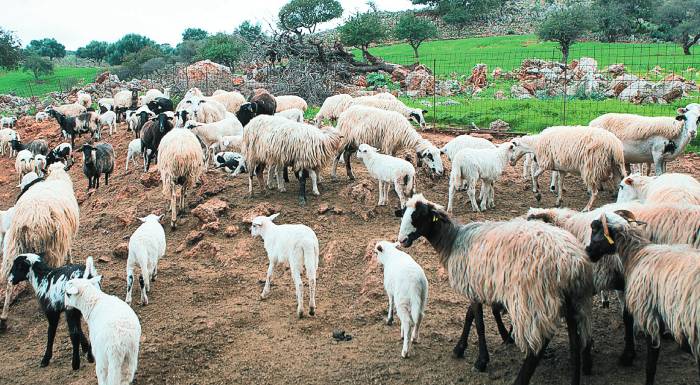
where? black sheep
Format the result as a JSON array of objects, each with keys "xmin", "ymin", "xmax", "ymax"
[
  {"xmin": 10, "ymin": 138, "xmax": 49, "ymax": 156},
  {"xmin": 81, "ymin": 143, "xmax": 114, "ymax": 190},
  {"xmin": 251, "ymin": 91, "xmax": 277, "ymax": 116},
  {"xmin": 47, "ymin": 109, "xmax": 78, "ymax": 148},
  {"xmin": 141, "ymin": 112, "xmax": 174, "ymax": 172},
  {"xmin": 147, "ymin": 97, "xmax": 174, "ymax": 115},
  {"xmin": 235, "ymin": 102, "xmax": 257, "ymax": 127}
]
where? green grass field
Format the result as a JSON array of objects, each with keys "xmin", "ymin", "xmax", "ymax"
[
  {"xmin": 358, "ymin": 35, "xmax": 699, "ymax": 79},
  {"xmin": 0, "ymin": 66, "xmax": 102, "ymax": 97}
]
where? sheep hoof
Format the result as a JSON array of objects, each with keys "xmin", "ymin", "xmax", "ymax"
[
  {"xmin": 535, "ymin": 193, "xmax": 542, "ymax": 202},
  {"xmin": 86, "ymin": 352, "xmax": 94, "ymax": 363},
  {"xmin": 170, "ymin": 222, "xmax": 177, "ymax": 230},
  {"xmin": 452, "ymin": 344, "xmax": 466, "ymax": 359},
  {"xmin": 0, "ymin": 318, "xmax": 6, "ymax": 332},
  {"xmin": 297, "ymin": 311, "xmax": 304, "ymax": 319},
  {"xmin": 401, "ymin": 350, "xmax": 409, "ymax": 358},
  {"xmin": 40, "ymin": 358, "xmax": 50, "ymax": 367},
  {"xmin": 298, "ymin": 197, "xmax": 307, "ymax": 206},
  {"xmin": 386, "ymin": 318, "xmax": 393, "ymax": 326},
  {"xmin": 473, "ymin": 358, "xmax": 488, "ymax": 372},
  {"xmin": 601, "ymin": 300, "xmax": 609, "ymax": 308}
]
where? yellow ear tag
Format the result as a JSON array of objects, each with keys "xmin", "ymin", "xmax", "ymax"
[
  {"xmin": 604, "ymin": 234, "xmax": 614, "ymax": 244},
  {"xmin": 432, "ymin": 216, "xmax": 439, "ymax": 222}
]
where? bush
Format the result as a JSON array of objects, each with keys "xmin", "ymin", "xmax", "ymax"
[
  {"xmin": 366, "ymin": 72, "xmax": 398, "ymax": 90},
  {"xmin": 22, "ymin": 53, "xmax": 54, "ymax": 80}
]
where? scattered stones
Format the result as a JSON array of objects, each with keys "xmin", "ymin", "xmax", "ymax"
[
  {"xmin": 186, "ymin": 230, "xmax": 205, "ymax": 245},
  {"xmin": 191, "ymin": 198, "xmax": 228, "ymax": 224},
  {"xmin": 489, "ymin": 119, "xmax": 510, "ymax": 131},
  {"xmin": 224, "ymin": 225, "xmax": 240, "ymax": 238},
  {"xmin": 113, "ymin": 242, "xmax": 129, "ymax": 259},
  {"xmin": 139, "ymin": 172, "xmax": 160, "ymax": 188},
  {"xmin": 202, "ymin": 221, "xmax": 220, "ymax": 233},
  {"xmin": 185, "ymin": 240, "xmax": 221, "ymax": 258}
]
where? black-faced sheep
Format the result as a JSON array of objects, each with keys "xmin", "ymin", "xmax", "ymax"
[
  {"xmin": 81, "ymin": 143, "xmax": 115, "ymax": 190},
  {"xmin": 141, "ymin": 112, "xmax": 175, "ymax": 172}
]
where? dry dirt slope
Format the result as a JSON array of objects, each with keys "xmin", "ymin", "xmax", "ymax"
[{"xmin": 0, "ymin": 118, "xmax": 698, "ymax": 385}]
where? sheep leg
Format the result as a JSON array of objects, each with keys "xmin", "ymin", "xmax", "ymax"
[
  {"xmin": 447, "ymin": 178, "xmax": 457, "ymax": 214},
  {"xmin": 531, "ymin": 167, "xmax": 544, "ymax": 202},
  {"xmin": 618, "ymin": 308, "xmax": 636, "ymax": 366},
  {"xmin": 291, "ymin": 265, "xmax": 304, "ymax": 318},
  {"xmin": 283, "ymin": 167, "xmax": 289, "ymax": 183},
  {"xmin": 398, "ymin": 305, "xmax": 412, "ymax": 358},
  {"xmin": 652, "ymin": 149, "xmax": 665, "ymax": 176},
  {"xmin": 411, "ymin": 307, "xmax": 423, "ymax": 344},
  {"xmin": 248, "ymin": 171, "xmax": 254, "ymax": 196},
  {"xmin": 488, "ymin": 181, "xmax": 496, "ymax": 208},
  {"xmin": 267, "ymin": 165, "xmax": 276, "ymax": 189},
  {"xmin": 478, "ymin": 182, "xmax": 489, "ymax": 211},
  {"xmin": 107, "ymin": 358, "xmax": 123, "ymax": 385},
  {"xmin": 66, "ymin": 309, "xmax": 83, "ymax": 370},
  {"xmin": 170, "ymin": 189, "xmax": 177, "ymax": 229},
  {"xmin": 473, "ymin": 302, "xmax": 490, "ymax": 372},
  {"xmin": 522, "ymin": 154, "xmax": 530, "ymax": 180},
  {"xmin": 308, "ymin": 266, "xmax": 316, "ymax": 316},
  {"xmin": 564, "ymin": 297, "xmax": 582, "ymax": 385},
  {"xmin": 386, "ymin": 294, "xmax": 394, "ymax": 325},
  {"xmin": 492, "ymin": 303, "xmax": 514, "ymax": 344},
  {"xmin": 549, "ymin": 171, "xmax": 558, "ymax": 193},
  {"xmin": 104, "ymin": 172, "xmax": 109, "ymax": 187},
  {"xmin": 383, "ymin": 181, "xmax": 392, "ymax": 206},
  {"xmin": 453, "ymin": 304, "xmax": 475, "ymax": 358},
  {"xmin": 309, "ymin": 170, "xmax": 320, "ymax": 196},
  {"xmin": 95, "ymin": 356, "xmax": 108, "ymax": 385},
  {"xmin": 40, "ymin": 311, "xmax": 60, "ymax": 367},
  {"xmin": 513, "ymin": 339, "xmax": 550, "ymax": 385},
  {"xmin": 467, "ymin": 183, "xmax": 480, "ymax": 212},
  {"xmin": 394, "ymin": 179, "xmax": 406, "ymax": 208},
  {"xmin": 343, "ymin": 148, "xmax": 355, "ymax": 180},
  {"xmin": 126, "ymin": 267, "xmax": 134, "ymax": 304},
  {"xmin": 256, "ymin": 164, "xmax": 266, "ymax": 194},
  {"xmin": 261, "ymin": 262, "xmax": 275, "ymax": 299},
  {"xmin": 331, "ymin": 150, "xmax": 342, "ymax": 179},
  {"xmin": 76, "ymin": 321, "xmax": 93, "ymax": 363},
  {"xmin": 582, "ymin": 188, "xmax": 598, "ymax": 212},
  {"xmin": 0, "ymin": 280, "xmax": 13, "ymax": 331},
  {"xmin": 645, "ymin": 334, "xmax": 660, "ymax": 385},
  {"xmin": 180, "ymin": 185, "xmax": 187, "ymax": 213},
  {"xmin": 297, "ymin": 170, "xmax": 308, "ymax": 205},
  {"xmin": 555, "ymin": 172, "xmax": 565, "ymax": 207},
  {"xmin": 600, "ymin": 291, "xmax": 610, "ymax": 308},
  {"xmin": 275, "ymin": 166, "xmax": 286, "ymax": 192}
]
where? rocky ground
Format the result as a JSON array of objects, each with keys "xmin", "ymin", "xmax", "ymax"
[{"xmin": 0, "ymin": 118, "xmax": 698, "ymax": 384}]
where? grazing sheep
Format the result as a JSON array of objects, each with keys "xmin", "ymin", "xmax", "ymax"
[
  {"xmin": 126, "ymin": 214, "xmax": 166, "ymax": 305},
  {"xmin": 140, "ymin": 89, "xmax": 164, "ymax": 106},
  {"xmin": 10, "ymin": 138, "xmax": 49, "ymax": 156},
  {"xmin": 251, "ymin": 90, "xmax": 277, "ymax": 115},
  {"xmin": 242, "ymin": 115, "xmax": 342, "ymax": 204},
  {"xmin": 47, "ymin": 109, "xmax": 79, "ymax": 147},
  {"xmin": 617, "ymin": 172, "xmax": 700, "ymax": 205},
  {"xmin": 333, "ymin": 105, "xmax": 444, "ymax": 180},
  {"xmin": 185, "ymin": 117, "xmax": 243, "ymax": 168},
  {"xmin": 14, "ymin": 150, "xmax": 34, "ymax": 183},
  {"xmin": 510, "ymin": 126, "xmax": 626, "ymax": 211},
  {"xmin": 45, "ymin": 143, "xmax": 73, "ymax": 169},
  {"xmin": 131, "ymin": 106, "xmax": 155, "ymax": 139},
  {"xmin": 275, "ymin": 95, "xmax": 308, "ymax": 112},
  {"xmin": 1, "ymin": 116, "xmax": 17, "ymax": 128},
  {"xmin": 0, "ymin": 128, "xmax": 19, "ymax": 157},
  {"xmin": 141, "ymin": 112, "xmax": 175, "ymax": 172},
  {"xmin": 251, "ymin": 213, "xmax": 318, "ymax": 318},
  {"xmin": 9, "ymin": 254, "xmax": 96, "ymax": 369},
  {"xmin": 35, "ymin": 111, "xmax": 49, "ymax": 122},
  {"xmin": 125, "ymin": 139, "xmax": 143, "ymax": 172},
  {"xmin": 81, "ymin": 143, "xmax": 114, "ymax": 190},
  {"xmin": 396, "ymin": 194, "xmax": 593, "ymax": 383},
  {"xmin": 314, "ymin": 94, "xmax": 352, "ymax": 126},
  {"xmin": 375, "ymin": 240, "xmax": 428, "ymax": 358},
  {"xmin": 1, "ymin": 162, "xmax": 79, "ymax": 331},
  {"xmin": 586, "ymin": 210, "xmax": 700, "ymax": 385},
  {"xmin": 113, "ymin": 89, "xmax": 137, "ymax": 120},
  {"xmin": 52, "ymin": 103, "xmax": 86, "ymax": 118},
  {"xmin": 356, "ymin": 144, "xmax": 416, "ymax": 208},
  {"xmin": 64, "ymin": 277, "xmax": 141, "ymax": 385},
  {"xmin": 350, "ymin": 96, "xmax": 428, "ymax": 129},
  {"xmin": 213, "ymin": 151, "xmax": 246, "ymax": 175},
  {"xmin": 33, "ymin": 154, "xmax": 47, "ymax": 177},
  {"xmin": 448, "ymin": 142, "xmax": 514, "ymax": 213},
  {"xmin": 440, "ymin": 134, "xmax": 495, "ymax": 161},
  {"xmin": 99, "ymin": 110, "xmax": 117, "ymax": 136},
  {"xmin": 275, "ymin": 108, "xmax": 304, "ymax": 123},
  {"xmin": 589, "ymin": 106, "xmax": 699, "ymax": 175},
  {"xmin": 157, "ymin": 128, "xmax": 204, "ymax": 228},
  {"xmin": 146, "ymin": 97, "xmax": 174, "ymax": 115}
]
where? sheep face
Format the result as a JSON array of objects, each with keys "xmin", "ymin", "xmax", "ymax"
[
  {"xmin": 81, "ymin": 145, "xmax": 96, "ymax": 166},
  {"xmin": 616, "ymin": 174, "xmax": 642, "ymax": 203},
  {"xmin": 156, "ymin": 113, "xmax": 174, "ymax": 133},
  {"xmin": 586, "ymin": 215, "xmax": 622, "ymax": 262},
  {"xmin": 397, "ymin": 194, "xmax": 447, "ymax": 248},
  {"xmin": 409, "ymin": 110, "xmax": 428, "ymax": 129},
  {"xmin": 356, "ymin": 144, "xmax": 378, "ymax": 160},
  {"xmin": 509, "ymin": 138, "xmax": 531, "ymax": 166},
  {"xmin": 8, "ymin": 254, "xmax": 40, "ymax": 285},
  {"xmin": 64, "ymin": 276, "xmax": 103, "ymax": 308},
  {"xmin": 250, "ymin": 213, "xmax": 280, "ymax": 238},
  {"xmin": 417, "ymin": 147, "xmax": 444, "ymax": 176},
  {"xmin": 676, "ymin": 107, "xmax": 699, "ymax": 139}
]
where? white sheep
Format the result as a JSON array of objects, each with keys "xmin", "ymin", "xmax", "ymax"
[
  {"xmin": 190, "ymin": 97, "xmax": 227, "ymax": 123},
  {"xmin": 214, "ymin": 135, "xmax": 242, "ymax": 153},
  {"xmin": 35, "ymin": 111, "xmax": 49, "ymax": 122},
  {"xmin": 15, "ymin": 150, "xmax": 34, "ymax": 183},
  {"xmin": 251, "ymin": 213, "xmax": 319, "ymax": 318},
  {"xmin": 350, "ymin": 96, "xmax": 428, "ymax": 129},
  {"xmin": 18, "ymin": 171, "xmax": 40, "ymax": 191},
  {"xmin": 33, "ymin": 154, "xmax": 47, "ymax": 177},
  {"xmin": 314, "ymin": 94, "xmax": 352, "ymax": 126},
  {"xmin": 140, "ymin": 88, "xmax": 164, "ymax": 106},
  {"xmin": 275, "ymin": 95, "xmax": 308, "ymax": 112},
  {"xmin": 617, "ymin": 172, "xmax": 700, "ymax": 205},
  {"xmin": 275, "ymin": 108, "xmax": 304, "ymax": 123},
  {"xmin": 375, "ymin": 240, "xmax": 428, "ymax": 358},
  {"xmin": 185, "ymin": 117, "xmax": 243, "ymax": 168},
  {"xmin": 125, "ymin": 139, "xmax": 143, "ymax": 171},
  {"xmin": 99, "ymin": 110, "xmax": 117, "ymax": 136},
  {"xmin": 0, "ymin": 128, "xmax": 18, "ymax": 157},
  {"xmin": 440, "ymin": 134, "xmax": 495, "ymax": 161},
  {"xmin": 76, "ymin": 91, "xmax": 92, "ymax": 108},
  {"xmin": 126, "ymin": 214, "xmax": 166, "ymax": 306},
  {"xmin": 1, "ymin": 116, "xmax": 17, "ymax": 128},
  {"xmin": 356, "ymin": 144, "xmax": 416, "ymax": 208},
  {"xmin": 64, "ymin": 277, "xmax": 141, "ymax": 385},
  {"xmin": 448, "ymin": 142, "xmax": 514, "ymax": 213}
]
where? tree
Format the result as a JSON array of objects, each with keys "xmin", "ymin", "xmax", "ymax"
[
  {"xmin": 412, "ymin": 0, "xmax": 508, "ymax": 25},
  {"xmin": 655, "ymin": 0, "xmax": 699, "ymax": 55},
  {"xmin": 537, "ymin": 5, "xmax": 593, "ymax": 63},
  {"xmin": 76, "ymin": 40, "xmax": 109, "ymax": 63},
  {"xmin": 176, "ymin": 39, "xmax": 201, "ymax": 63},
  {"xmin": 182, "ymin": 28, "xmax": 208, "ymax": 41},
  {"xmin": 26, "ymin": 38, "xmax": 65, "ymax": 60},
  {"xmin": 0, "ymin": 28, "xmax": 22, "ymax": 70},
  {"xmin": 394, "ymin": 13, "xmax": 437, "ymax": 60},
  {"xmin": 278, "ymin": 0, "xmax": 343, "ymax": 40},
  {"xmin": 107, "ymin": 34, "xmax": 157, "ymax": 65},
  {"xmin": 195, "ymin": 33, "xmax": 247, "ymax": 69},
  {"xmin": 22, "ymin": 53, "xmax": 54, "ymax": 80},
  {"xmin": 237, "ymin": 21, "xmax": 264, "ymax": 43},
  {"xmin": 592, "ymin": 0, "xmax": 652, "ymax": 42},
  {"xmin": 338, "ymin": 8, "xmax": 386, "ymax": 60}
]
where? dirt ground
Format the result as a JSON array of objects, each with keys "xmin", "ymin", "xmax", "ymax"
[{"xmin": 0, "ymin": 118, "xmax": 698, "ymax": 385}]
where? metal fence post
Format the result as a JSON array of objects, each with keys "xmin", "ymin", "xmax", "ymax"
[
  {"xmin": 562, "ymin": 57, "xmax": 568, "ymax": 126},
  {"xmin": 432, "ymin": 58, "xmax": 437, "ymax": 131}
]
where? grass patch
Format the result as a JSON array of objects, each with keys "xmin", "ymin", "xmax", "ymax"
[{"xmin": 0, "ymin": 66, "xmax": 103, "ymax": 97}]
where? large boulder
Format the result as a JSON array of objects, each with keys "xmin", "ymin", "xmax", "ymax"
[
  {"xmin": 511, "ymin": 84, "xmax": 533, "ymax": 99},
  {"xmin": 191, "ymin": 198, "xmax": 228, "ymax": 224},
  {"xmin": 654, "ymin": 81, "xmax": 685, "ymax": 103},
  {"xmin": 405, "ymin": 68, "xmax": 434, "ymax": 96},
  {"xmin": 467, "ymin": 63, "xmax": 488, "ymax": 90},
  {"xmin": 619, "ymin": 80, "xmax": 656, "ymax": 104},
  {"xmin": 610, "ymin": 74, "xmax": 639, "ymax": 96}
]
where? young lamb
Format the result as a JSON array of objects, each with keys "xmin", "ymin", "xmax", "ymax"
[
  {"xmin": 350, "ymin": 96, "xmax": 428, "ymax": 129},
  {"xmin": 1, "ymin": 162, "xmax": 79, "ymax": 331},
  {"xmin": 14, "ymin": 149, "xmax": 34, "ymax": 183},
  {"xmin": 314, "ymin": 94, "xmax": 352, "ymax": 126},
  {"xmin": 125, "ymin": 139, "xmax": 143, "ymax": 172},
  {"xmin": 213, "ymin": 135, "xmax": 242, "ymax": 154},
  {"xmin": 99, "ymin": 110, "xmax": 117, "ymax": 136},
  {"xmin": 97, "ymin": 98, "xmax": 114, "ymax": 114},
  {"xmin": 33, "ymin": 154, "xmax": 47, "ymax": 177},
  {"xmin": 81, "ymin": 143, "xmax": 114, "ymax": 190},
  {"xmin": 10, "ymin": 137, "xmax": 49, "ymax": 156},
  {"xmin": 9, "ymin": 254, "xmax": 97, "ymax": 369},
  {"xmin": 1, "ymin": 116, "xmax": 17, "ymax": 128},
  {"xmin": 510, "ymin": 125, "xmax": 626, "ymax": 211},
  {"xmin": 130, "ymin": 106, "xmax": 154, "ymax": 138},
  {"xmin": 140, "ymin": 88, "xmax": 164, "ymax": 106},
  {"xmin": 251, "ymin": 213, "xmax": 319, "ymax": 318},
  {"xmin": 213, "ymin": 151, "xmax": 246, "ymax": 176},
  {"xmin": 396, "ymin": 194, "xmax": 593, "ymax": 384},
  {"xmin": 185, "ymin": 117, "xmax": 243, "ymax": 168},
  {"xmin": 333, "ymin": 105, "xmax": 444, "ymax": 180},
  {"xmin": 141, "ymin": 112, "xmax": 175, "ymax": 172},
  {"xmin": 617, "ymin": 172, "xmax": 700, "ymax": 206},
  {"xmin": 375, "ymin": 240, "xmax": 428, "ymax": 358},
  {"xmin": 35, "ymin": 111, "xmax": 49, "ymax": 122},
  {"xmin": 447, "ymin": 142, "xmax": 514, "ymax": 213},
  {"xmin": 589, "ymin": 106, "xmax": 699, "ymax": 175},
  {"xmin": 45, "ymin": 143, "xmax": 73, "ymax": 169},
  {"xmin": 275, "ymin": 95, "xmax": 308, "ymax": 112},
  {"xmin": 0, "ymin": 128, "xmax": 18, "ymax": 157},
  {"xmin": 275, "ymin": 108, "xmax": 304, "ymax": 123},
  {"xmin": 586, "ymin": 210, "xmax": 700, "ymax": 385},
  {"xmin": 440, "ymin": 134, "xmax": 495, "ymax": 161},
  {"xmin": 157, "ymin": 128, "xmax": 204, "ymax": 228},
  {"xmin": 356, "ymin": 144, "xmax": 416, "ymax": 208},
  {"xmin": 64, "ymin": 277, "xmax": 141, "ymax": 385},
  {"xmin": 126, "ymin": 214, "xmax": 166, "ymax": 306},
  {"xmin": 76, "ymin": 91, "xmax": 92, "ymax": 108}
]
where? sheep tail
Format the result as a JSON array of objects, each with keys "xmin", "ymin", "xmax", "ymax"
[{"xmin": 83, "ymin": 256, "xmax": 97, "ymax": 278}]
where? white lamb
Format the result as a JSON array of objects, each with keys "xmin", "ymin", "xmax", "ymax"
[
  {"xmin": 275, "ymin": 108, "xmax": 304, "ymax": 123},
  {"xmin": 440, "ymin": 134, "xmax": 495, "ymax": 161},
  {"xmin": 0, "ymin": 128, "xmax": 18, "ymax": 157},
  {"xmin": 375, "ymin": 240, "xmax": 428, "ymax": 358},
  {"xmin": 617, "ymin": 172, "xmax": 700, "ymax": 205},
  {"xmin": 251, "ymin": 213, "xmax": 319, "ymax": 318},
  {"xmin": 125, "ymin": 139, "xmax": 143, "ymax": 171},
  {"xmin": 15, "ymin": 150, "xmax": 34, "ymax": 183},
  {"xmin": 64, "ymin": 277, "xmax": 141, "ymax": 385},
  {"xmin": 99, "ymin": 110, "xmax": 117, "ymax": 136},
  {"xmin": 185, "ymin": 118, "xmax": 243, "ymax": 168},
  {"xmin": 33, "ymin": 155, "xmax": 47, "ymax": 177},
  {"xmin": 125, "ymin": 214, "xmax": 166, "ymax": 306},
  {"xmin": 214, "ymin": 135, "xmax": 242, "ymax": 153},
  {"xmin": 35, "ymin": 111, "xmax": 49, "ymax": 122},
  {"xmin": 356, "ymin": 144, "xmax": 416, "ymax": 208},
  {"xmin": 447, "ymin": 142, "xmax": 514, "ymax": 213}
]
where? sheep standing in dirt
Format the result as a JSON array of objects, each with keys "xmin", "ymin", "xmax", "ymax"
[
  {"xmin": 617, "ymin": 172, "xmax": 700, "ymax": 206},
  {"xmin": 375, "ymin": 240, "xmax": 428, "ymax": 358},
  {"xmin": 64, "ymin": 277, "xmax": 141, "ymax": 385},
  {"xmin": 589, "ymin": 106, "xmax": 699, "ymax": 175},
  {"xmin": 10, "ymin": 137, "xmax": 49, "ymax": 156},
  {"xmin": 397, "ymin": 194, "xmax": 593, "ymax": 383},
  {"xmin": 76, "ymin": 91, "xmax": 92, "ymax": 108},
  {"xmin": 157, "ymin": 128, "xmax": 204, "ymax": 229},
  {"xmin": 447, "ymin": 142, "xmax": 514, "ymax": 213},
  {"xmin": 586, "ymin": 210, "xmax": 700, "ymax": 385},
  {"xmin": 275, "ymin": 95, "xmax": 308, "ymax": 112},
  {"xmin": 126, "ymin": 214, "xmax": 166, "ymax": 306},
  {"xmin": 185, "ymin": 117, "xmax": 243, "ymax": 168},
  {"xmin": 125, "ymin": 139, "xmax": 143, "ymax": 172},
  {"xmin": 510, "ymin": 126, "xmax": 626, "ymax": 211},
  {"xmin": 0, "ymin": 128, "xmax": 18, "ymax": 157},
  {"xmin": 1, "ymin": 116, "xmax": 17, "ymax": 128},
  {"xmin": 251, "ymin": 213, "xmax": 319, "ymax": 318},
  {"xmin": 99, "ymin": 110, "xmax": 117, "ymax": 136},
  {"xmin": 142, "ymin": 112, "xmax": 175, "ymax": 172},
  {"xmin": 350, "ymin": 96, "xmax": 428, "ymax": 129},
  {"xmin": 33, "ymin": 154, "xmax": 47, "ymax": 177},
  {"xmin": 440, "ymin": 134, "xmax": 495, "ymax": 161},
  {"xmin": 314, "ymin": 94, "xmax": 352, "ymax": 126},
  {"xmin": 0, "ymin": 162, "xmax": 79, "ymax": 331},
  {"xmin": 14, "ymin": 150, "xmax": 34, "ymax": 183},
  {"xmin": 113, "ymin": 89, "xmax": 137, "ymax": 120},
  {"xmin": 333, "ymin": 105, "xmax": 443, "ymax": 180},
  {"xmin": 356, "ymin": 144, "xmax": 415, "ymax": 209},
  {"xmin": 81, "ymin": 143, "xmax": 114, "ymax": 190}
]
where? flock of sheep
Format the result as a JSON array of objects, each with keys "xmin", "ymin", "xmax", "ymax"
[{"xmin": 0, "ymin": 84, "xmax": 698, "ymax": 385}]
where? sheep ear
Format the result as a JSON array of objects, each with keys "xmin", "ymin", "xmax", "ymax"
[
  {"xmin": 624, "ymin": 178, "xmax": 633, "ymax": 185},
  {"xmin": 376, "ymin": 244, "xmax": 383, "ymax": 253},
  {"xmin": 677, "ymin": 107, "xmax": 687, "ymax": 115},
  {"xmin": 89, "ymin": 275, "xmax": 102, "ymax": 287},
  {"xmin": 600, "ymin": 213, "xmax": 614, "ymax": 244},
  {"xmin": 613, "ymin": 209, "xmax": 637, "ymax": 222},
  {"xmin": 268, "ymin": 213, "xmax": 280, "ymax": 221},
  {"xmin": 676, "ymin": 114, "xmax": 687, "ymax": 121},
  {"xmin": 138, "ymin": 216, "xmax": 147, "ymax": 222},
  {"xmin": 66, "ymin": 285, "xmax": 78, "ymax": 295},
  {"xmin": 422, "ymin": 109, "xmax": 428, "ymax": 114},
  {"xmin": 157, "ymin": 214, "xmax": 164, "ymax": 221}
]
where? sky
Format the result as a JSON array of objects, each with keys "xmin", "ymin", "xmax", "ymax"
[{"xmin": 1, "ymin": 0, "xmax": 418, "ymax": 51}]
